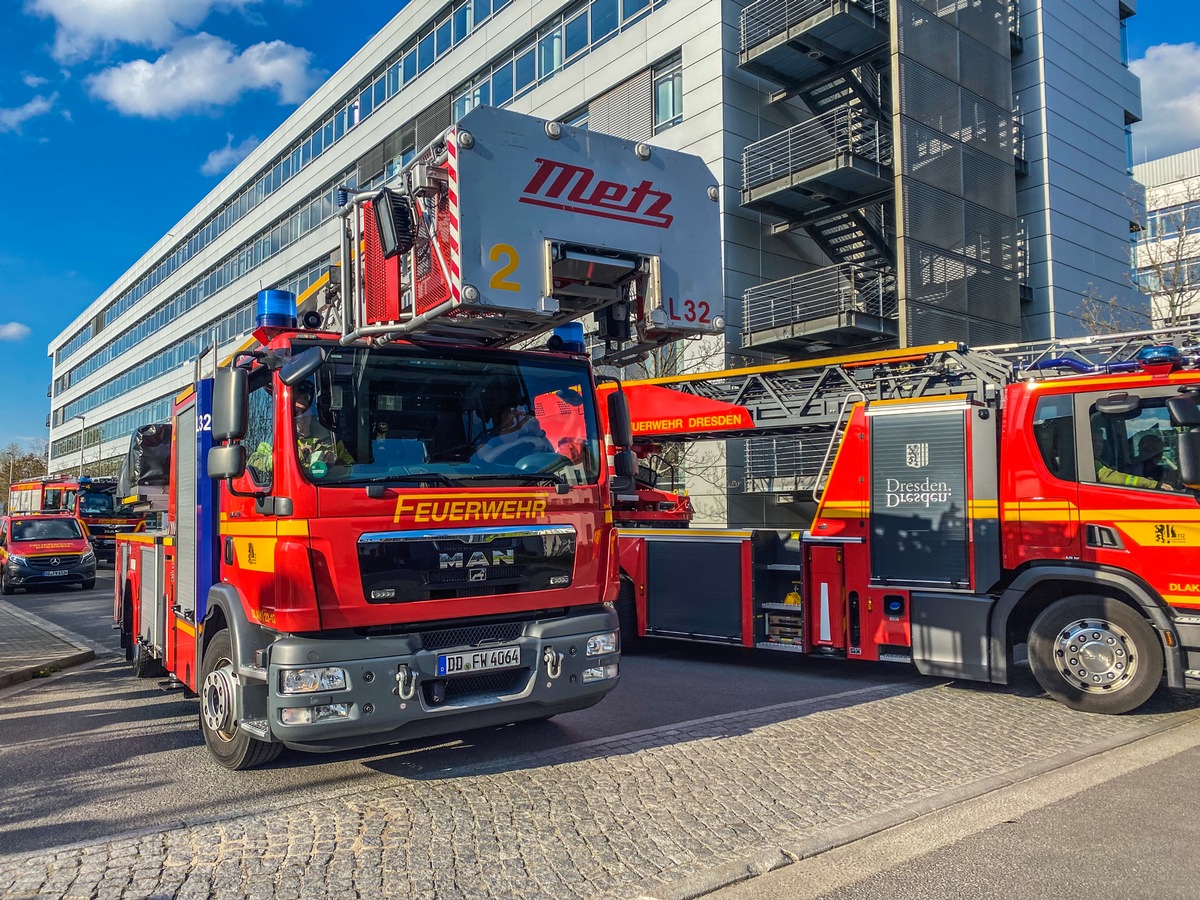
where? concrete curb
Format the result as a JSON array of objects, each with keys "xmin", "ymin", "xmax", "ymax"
[
  {"xmin": 638, "ymin": 701, "xmax": 1200, "ymax": 900},
  {"xmin": 0, "ymin": 600, "xmax": 106, "ymax": 689}
]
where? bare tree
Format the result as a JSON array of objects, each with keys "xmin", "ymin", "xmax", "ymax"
[
  {"xmin": 0, "ymin": 443, "xmax": 53, "ymax": 513},
  {"xmin": 1077, "ymin": 283, "xmax": 1151, "ymax": 335},
  {"xmin": 1134, "ymin": 178, "xmax": 1200, "ymax": 327}
]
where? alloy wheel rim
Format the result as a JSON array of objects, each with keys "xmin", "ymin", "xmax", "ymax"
[{"xmin": 1052, "ymin": 617, "xmax": 1137, "ymax": 694}]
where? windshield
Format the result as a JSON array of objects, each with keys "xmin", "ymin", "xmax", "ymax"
[
  {"xmin": 290, "ymin": 342, "xmax": 601, "ymax": 487},
  {"xmin": 77, "ymin": 492, "xmax": 114, "ymax": 514},
  {"xmin": 12, "ymin": 518, "xmax": 84, "ymax": 542}
]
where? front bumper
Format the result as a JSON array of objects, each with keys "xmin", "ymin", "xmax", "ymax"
[
  {"xmin": 264, "ymin": 607, "xmax": 620, "ymax": 752},
  {"xmin": 6, "ymin": 559, "xmax": 96, "ymax": 588}
]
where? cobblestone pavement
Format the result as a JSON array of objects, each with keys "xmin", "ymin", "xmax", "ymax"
[{"xmin": 2, "ymin": 679, "xmax": 1198, "ymax": 900}]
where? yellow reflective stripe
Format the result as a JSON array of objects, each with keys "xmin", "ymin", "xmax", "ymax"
[
  {"xmin": 219, "ymin": 520, "xmax": 309, "ymax": 537},
  {"xmin": 175, "ymin": 619, "xmax": 196, "ymax": 637}
]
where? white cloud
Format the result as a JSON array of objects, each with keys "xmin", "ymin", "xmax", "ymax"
[
  {"xmin": 26, "ymin": 0, "xmax": 261, "ymax": 63},
  {"xmin": 86, "ymin": 34, "xmax": 318, "ymax": 117},
  {"xmin": 0, "ymin": 322, "xmax": 32, "ymax": 341},
  {"xmin": 1131, "ymin": 43, "xmax": 1200, "ymax": 163},
  {"xmin": 0, "ymin": 93, "xmax": 58, "ymax": 133},
  {"xmin": 22, "ymin": 74, "xmax": 49, "ymax": 87},
  {"xmin": 201, "ymin": 132, "xmax": 261, "ymax": 175}
]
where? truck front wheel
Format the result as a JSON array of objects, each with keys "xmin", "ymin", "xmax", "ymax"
[
  {"xmin": 199, "ymin": 629, "xmax": 281, "ymax": 770},
  {"xmin": 1028, "ymin": 594, "xmax": 1163, "ymax": 714}
]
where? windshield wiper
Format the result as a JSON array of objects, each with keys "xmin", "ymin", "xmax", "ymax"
[
  {"xmin": 357, "ymin": 473, "xmax": 458, "ymax": 487},
  {"xmin": 454, "ymin": 472, "xmax": 568, "ymax": 486}
]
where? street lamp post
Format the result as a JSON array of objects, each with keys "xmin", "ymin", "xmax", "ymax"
[{"xmin": 74, "ymin": 414, "xmax": 87, "ymax": 479}]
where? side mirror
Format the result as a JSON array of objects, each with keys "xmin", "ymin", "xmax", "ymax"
[
  {"xmin": 280, "ymin": 346, "xmax": 327, "ymax": 387},
  {"xmin": 1177, "ymin": 432, "xmax": 1200, "ymax": 490},
  {"xmin": 212, "ymin": 367, "xmax": 249, "ymax": 441},
  {"xmin": 610, "ymin": 448, "xmax": 637, "ymax": 494},
  {"xmin": 607, "ymin": 390, "xmax": 634, "ymax": 449},
  {"xmin": 208, "ymin": 445, "xmax": 247, "ymax": 481},
  {"xmin": 1168, "ymin": 393, "xmax": 1200, "ymax": 428},
  {"xmin": 1095, "ymin": 392, "xmax": 1140, "ymax": 417}
]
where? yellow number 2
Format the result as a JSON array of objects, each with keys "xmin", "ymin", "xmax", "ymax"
[{"xmin": 488, "ymin": 243, "xmax": 521, "ymax": 292}]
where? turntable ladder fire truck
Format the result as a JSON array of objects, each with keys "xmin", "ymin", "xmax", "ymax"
[
  {"xmin": 607, "ymin": 326, "xmax": 1200, "ymax": 715},
  {"xmin": 114, "ymin": 105, "xmax": 722, "ymax": 769}
]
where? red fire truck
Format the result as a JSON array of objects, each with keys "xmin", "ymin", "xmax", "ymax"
[
  {"xmin": 607, "ymin": 330, "xmax": 1200, "ymax": 715},
  {"xmin": 114, "ymin": 106, "xmax": 722, "ymax": 769},
  {"xmin": 8, "ymin": 475, "xmax": 142, "ymax": 562}
]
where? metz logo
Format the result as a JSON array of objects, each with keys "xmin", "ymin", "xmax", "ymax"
[{"xmin": 519, "ymin": 157, "xmax": 673, "ymax": 228}]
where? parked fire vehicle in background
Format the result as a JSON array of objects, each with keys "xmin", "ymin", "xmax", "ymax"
[
  {"xmin": 606, "ymin": 330, "xmax": 1200, "ymax": 715},
  {"xmin": 0, "ymin": 511, "xmax": 97, "ymax": 594},
  {"xmin": 114, "ymin": 106, "xmax": 722, "ymax": 769},
  {"xmin": 9, "ymin": 476, "xmax": 142, "ymax": 562}
]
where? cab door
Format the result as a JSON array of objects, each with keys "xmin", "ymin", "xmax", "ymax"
[{"xmin": 1074, "ymin": 385, "xmax": 1200, "ymax": 612}]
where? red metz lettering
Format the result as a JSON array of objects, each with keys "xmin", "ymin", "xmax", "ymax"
[{"xmin": 520, "ymin": 158, "xmax": 674, "ymax": 228}]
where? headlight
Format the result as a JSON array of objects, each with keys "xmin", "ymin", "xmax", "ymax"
[
  {"xmin": 82, "ymin": 549, "xmax": 96, "ymax": 563},
  {"xmin": 6, "ymin": 555, "xmax": 28, "ymax": 567},
  {"xmin": 279, "ymin": 667, "xmax": 347, "ymax": 694},
  {"xmin": 280, "ymin": 703, "xmax": 351, "ymax": 725},
  {"xmin": 582, "ymin": 663, "xmax": 619, "ymax": 683},
  {"xmin": 586, "ymin": 631, "xmax": 618, "ymax": 656}
]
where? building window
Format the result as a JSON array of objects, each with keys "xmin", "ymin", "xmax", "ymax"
[{"xmin": 653, "ymin": 56, "xmax": 683, "ymax": 133}]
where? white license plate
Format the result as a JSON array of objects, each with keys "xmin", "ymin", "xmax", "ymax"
[
  {"xmin": 45, "ymin": 570, "xmax": 68, "ymax": 577},
  {"xmin": 437, "ymin": 645, "xmax": 521, "ymax": 676}
]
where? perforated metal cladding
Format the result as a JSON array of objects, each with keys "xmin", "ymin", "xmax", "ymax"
[
  {"xmin": 899, "ymin": 60, "xmax": 961, "ymax": 133},
  {"xmin": 894, "ymin": 0, "xmax": 1018, "ymax": 345},
  {"xmin": 901, "ymin": 119, "xmax": 961, "ymax": 191},
  {"xmin": 415, "ymin": 97, "xmax": 451, "ymax": 150},
  {"xmin": 897, "ymin": 2, "xmax": 958, "ymax": 81},
  {"xmin": 954, "ymin": 0, "xmax": 1011, "ymax": 56},
  {"xmin": 904, "ymin": 242, "xmax": 1020, "ymax": 326},
  {"xmin": 589, "ymin": 70, "xmax": 653, "ymax": 141},
  {"xmin": 904, "ymin": 181, "xmax": 964, "ymax": 252},
  {"xmin": 961, "ymin": 147, "xmax": 1015, "ymax": 215},
  {"xmin": 958, "ymin": 32, "xmax": 1013, "ymax": 107},
  {"xmin": 958, "ymin": 93, "xmax": 1016, "ymax": 163}
]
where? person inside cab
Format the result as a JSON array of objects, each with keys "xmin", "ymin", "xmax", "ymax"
[
  {"xmin": 293, "ymin": 380, "xmax": 353, "ymax": 471},
  {"xmin": 1091, "ymin": 419, "xmax": 1174, "ymax": 491},
  {"xmin": 471, "ymin": 396, "xmax": 553, "ymax": 466}
]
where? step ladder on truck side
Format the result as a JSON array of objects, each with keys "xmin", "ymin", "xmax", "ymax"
[
  {"xmin": 607, "ymin": 330, "xmax": 1200, "ymax": 715},
  {"xmin": 113, "ymin": 106, "xmax": 724, "ymax": 769}
]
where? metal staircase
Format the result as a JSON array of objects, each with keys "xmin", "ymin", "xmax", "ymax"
[{"xmin": 737, "ymin": 0, "xmax": 896, "ymax": 352}]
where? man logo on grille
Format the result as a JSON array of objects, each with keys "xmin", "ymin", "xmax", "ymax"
[
  {"xmin": 470, "ymin": 569, "xmax": 487, "ymax": 582},
  {"xmin": 905, "ymin": 444, "xmax": 929, "ymax": 469}
]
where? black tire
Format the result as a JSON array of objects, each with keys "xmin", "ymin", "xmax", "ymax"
[
  {"xmin": 616, "ymin": 579, "xmax": 640, "ymax": 655},
  {"xmin": 1028, "ymin": 594, "xmax": 1163, "ymax": 714},
  {"xmin": 130, "ymin": 637, "xmax": 165, "ymax": 678},
  {"xmin": 81, "ymin": 578, "xmax": 96, "ymax": 591},
  {"xmin": 0, "ymin": 567, "xmax": 13, "ymax": 596},
  {"xmin": 199, "ymin": 630, "xmax": 282, "ymax": 770}
]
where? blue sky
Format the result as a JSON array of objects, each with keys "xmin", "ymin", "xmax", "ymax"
[{"xmin": 0, "ymin": 1, "xmax": 1197, "ymax": 452}]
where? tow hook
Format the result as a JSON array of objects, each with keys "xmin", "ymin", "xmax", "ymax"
[
  {"xmin": 542, "ymin": 646, "xmax": 564, "ymax": 680},
  {"xmin": 395, "ymin": 664, "xmax": 417, "ymax": 700}
]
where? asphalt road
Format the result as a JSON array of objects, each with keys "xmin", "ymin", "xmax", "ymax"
[{"xmin": 0, "ymin": 571, "xmax": 925, "ymax": 857}]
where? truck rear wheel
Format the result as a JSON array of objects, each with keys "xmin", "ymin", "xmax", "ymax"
[
  {"xmin": 130, "ymin": 638, "xmax": 165, "ymax": 678},
  {"xmin": 199, "ymin": 629, "xmax": 282, "ymax": 770},
  {"xmin": 1028, "ymin": 594, "xmax": 1163, "ymax": 715}
]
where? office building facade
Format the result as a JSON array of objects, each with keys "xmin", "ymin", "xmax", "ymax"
[
  {"xmin": 47, "ymin": 0, "xmax": 1141, "ymax": 523},
  {"xmin": 1133, "ymin": 147, "xmax": 1200, "ymax": 326}
]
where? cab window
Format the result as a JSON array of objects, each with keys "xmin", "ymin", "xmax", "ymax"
[
  {"xmin": 11, "ymin": 518, "xmax": 84, "ymax": 541},
  {"xmin": 1032, "ymin": 395, "xmax": 1076, "ymax": 481},
  {"xmin": 1086, "ymin": 396, "xmax": 1181, "ymax": 492},
  {"xmin": 244, "ymin": 378, "xmax": 275, "ymax": 487}
]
